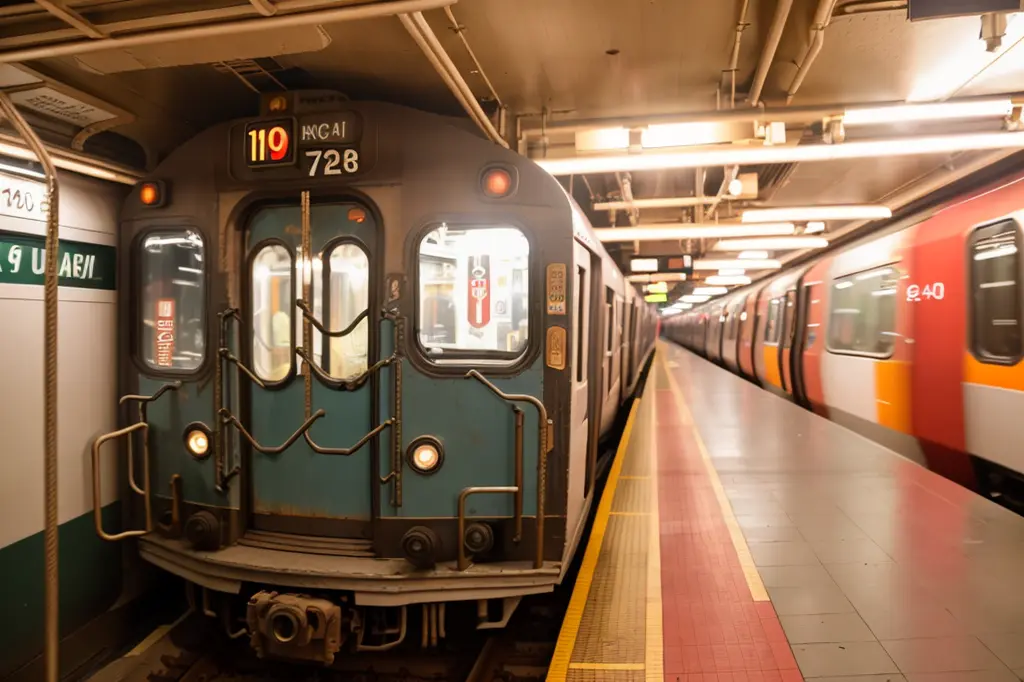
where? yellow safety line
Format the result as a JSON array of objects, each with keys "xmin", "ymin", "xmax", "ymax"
[
  {"xmin": 659, "ymin": 346, "xmax": 770, "ymax": 602},
  {"xmin": 569, "ymin": 663, "xmax": 646, "ymax": 670},
  {"xmin": 644, "ymin": 388, "xmax": 664, "ymax": 682},
  {"xmin": 546, "ymin": 398, "xmax": 641, "ymax": 682}
]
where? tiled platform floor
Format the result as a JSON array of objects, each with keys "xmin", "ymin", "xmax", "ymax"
[{"xmin": 547, "ymin": 342, "xmax": 1024, "ymax": 682}]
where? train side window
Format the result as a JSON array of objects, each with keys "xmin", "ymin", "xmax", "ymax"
[
  {"xmin": 763, "ymin": 298, "xmax": 780, "ymax": 344},
  {"xmin": 325, "ymin": 242, "xmax": 370, "ymax": 380},
  {"xmin": 250, "ymin": 244, "xmax": 294, "ymax": 382},
  {"xmin": 416, "ymin": 225, "xmax": 530, "ymax": 359},
  {"xmin": 782, "ymin": 291, "xmax": 797, "ymax": 349},
  {"xmin": 138, "ymin": 229, "xmax": 206, "ymax": 373},
  {"xmin": 575, "ymin": 265, "xmax": 586, "ymax": 383},
  {"xmin": 826, "ymin": 265, "xmax": 899, "ymax": 357},
  {"xmin": 605, "ymin": 287, "xmax": 614, "ymax": 353},
  {"xmin": 970, "ymin": 220, "xmax": 1022, "ymax": 363}
]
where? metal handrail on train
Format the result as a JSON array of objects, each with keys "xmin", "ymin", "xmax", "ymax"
[
  {"xmin": 463, "ymin": 369, "xmax": 554, "ymax": 570},
  {"xmin": 92, "ymin": 381, "xmax": 182, "ymax": 542}
]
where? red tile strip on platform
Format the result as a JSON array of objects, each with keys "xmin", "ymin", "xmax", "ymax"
[{"xmin": 656, "ymin": 384, "xmax": 803, "ymax": 682}]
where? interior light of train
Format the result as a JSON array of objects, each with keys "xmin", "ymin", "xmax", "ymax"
[
  {"xmin": 681, "ymin": 294, "xmax": 711, "ymax": 303},
  {"xmin": 630, "ymin": 258, "xmax": 660, "ymax": 272},
  {"xmin": 482, "ymin": 167, "xmax": 513, "ymax": 197},
  {"xmin": 742, "ymin": 205, "xmax": 891, "ymax": 222},
  {"xmin": 842, "ymin": 99, "xmax": 1014, "ymax": 126},
  {"xmin": 596, "ymin": 222, "xmax": 795, "ymax": 242},
  {"xmin": 645, "ymin": 293, "xmax": 668, "ymax": 303},
  {"xmin": 805, "ymin": 221, "xmax": 826, "ymax": 234},
  {"xmin": 737, "ymin": 250, "xmax": 769, "ymax": 259},
  {"xmin": 694, "ymin": 259, "xmax": 780, "ymax": 270},
  {"xmin": 705, "ymin": 275, "xmax": 751, "ymax": 286},
  {"xmin": 714, "ymin": 237, "xmax": 829, "ymax": 250},
  {"xmin": 692, "ymin": 286, "xmax": 728, "ymax": 296},
  {"xmin": 535, "ymin": 130, "xmax": 1024, "ymax": 176}
]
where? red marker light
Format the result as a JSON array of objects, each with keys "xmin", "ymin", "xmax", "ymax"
[
  {"xmin": 483, "ymin": 168, "xmax": 512, "ymax": 197},
  {"xmin": 267, "ymin": 126, "xmax": 289, "ymax": 162},
  {"xmin": 139, "ymin": 180, "xmax": 166, "ymax": 208},
  {"xmin": 348, "ymin": 207, "xmax": 366, "ymax": 223}
]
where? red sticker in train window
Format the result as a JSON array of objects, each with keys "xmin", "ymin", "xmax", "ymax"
[
  {"xmin": 467, "ymin": 256, "xmax": 491, "ymax": 329},
  {"xmin": 155, "ymin": 298, "xmax": 176, "ymax": 367}
]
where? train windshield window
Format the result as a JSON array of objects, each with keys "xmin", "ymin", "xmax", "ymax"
[
  {"xmin": 138, "ymin": 229, "xmax": 206, "ymax": 372},
  {"xmin": 827, "ymin": 265, "xmax": 899, "ymax": 357},
  {"xmin": 325, "ymin": 243, "xmax": 369, "ymax": 379},
  {"xmin": 971, "ymin": 220, "xmax": 1022, "ymax": 362},
  {"xmin": 417, "ymin": 225, "xmax": 530, "ymax": 359},
  {"xmin": 250, "ymin": 244, "xmax": 294, "ymax": 382}
]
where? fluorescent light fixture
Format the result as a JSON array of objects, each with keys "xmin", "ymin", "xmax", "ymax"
[
  {"xmin": 630, "ymin": 257, "xmax": 660, "ymax": 272},
  {"xmin": 714, "ymin": 237, "xmax": 829, "ymax": 251},
  {"xmin": 742, "ymin": 205, "xmax": 891, "ymax": 222},
  {"xmin": 627, "ymin": 272, "xmax": 688, "ymax": 282},
  {"xmin": 646, "ymin": 281, "xmax": 669, "ymax": 294},
  {"xmin": 535, "ymin": 131, "xmax": 1024, "ymax": 176},
  {"xmin": 718, "ymin": 268, "xmax": 745, "ymax": 276},
  {"xmin": 645, "ymin": 293, "xmax": 668, "ymax": 303},
  {"xmin": 641, "ymin": 121, "xmax": 749, "ymax": 149},
  {"xmin": 593, "ymin": 196, "xmax": 732, "ymax": 210},
  {"xmin": 695, "ymin": 259, "xmax": 781, "ymax": 270},
  {"xmin": 662, "ymin": 308, "xmax": 683, "ymax": 316},
  {"xmin": 594, "ymin": 223, "xmax": 795, "ymax": 242},
  {"xmin": 575, "ymin": 127, "xmax": 630, "ymax": 152},
  {"xmin": 0, "ymin": 160, "xmax": 44, "ymax": 179},
  {"xmin": 692, "ymin": 286, "xmax": 728, "ymax": 295},
  {"xmin": 0, "ymin": 140, "xmax": 140, "ymax": 185},
  {"xmin": 805, "ymin": 221, "xmax": 825, "ymax": 234},
  {"xmin": 705, "ymin": 275, "xmax": 752, "ymax": 286},
  {"xmin": 681, "ymin": 294, "xmax": 711, "ymax": 303},
  {"xmin": 843, "ymin": 99, "xmax": 1015, "ymax": 126},
  {"xmin": 738, "ymin": 250, "xmax": 769, "ymax": 260}
]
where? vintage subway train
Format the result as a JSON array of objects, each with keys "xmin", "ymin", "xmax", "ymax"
[
  {"xmin": 661, "ymin": 166, "xmax": 1024, "ymax": 511},
  {"xmin": 37, "ymin": 91, "xmax": 657, "ymax": 665}
]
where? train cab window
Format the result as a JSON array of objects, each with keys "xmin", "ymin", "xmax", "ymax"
[
  {"xmin": 763, "ymin": 298, "xmax": 781, "ymax": 344},
  {"xmin": 325, "ymin": 243, "xmax": 370, "ymax": 379},
  {"xmin": 971, "ymin": 220, "xmax": 1022, "ymax": 362},
  {"xmin": 250, "ymin": 244, "xmax": 294, "ymax": 382},
  {"xmin": 138, "ymin": 229, "xmax": 206, "ymax": 372},
  {"xmin": 827, "ymin": 265, "xmax": 899, "ymax": 357},
  {"xmin": 416, "ymin": 225, "xmax": 530, "ymax": 359}
]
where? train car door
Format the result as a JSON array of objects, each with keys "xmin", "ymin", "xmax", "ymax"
[
  {"xmin": 567, "ymin": 241, "xmax": 596, "ymax": 553},
  {"xmin": 780, "ymin": 289, "xmax": 797, "ymax": 394},
  {"xmin": 243, "ymin": 197, "xmax": 379, "ymax": 538}
]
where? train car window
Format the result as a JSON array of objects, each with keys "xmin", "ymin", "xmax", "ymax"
[
  {"xmin": 575, "ymin": 265, "xmax": 586, "ymax": 383},
  {"xmin": 605, "ymin": 287, "xmax": 614, "ymax": 353},
  {"xmin": 782, "ymin": 291, "xmax": 797, "ymax": 349},
  {"xmin": 138, "ymin": 229, "xmax": 206, "ymax": 372},
  {"xmin": 826, "ymin": 265, "xmax": 899, "ymax": 357},
  {"xmin": 763, "ymin": 298, "xmax": 780, "ymax": 344},
  {"xmin": 325, "ymin": 243, "xmax": 369, "ymax": 379},
  {"xmin": 971, "ymin": 220, "xmax": 1022, "ymax": 363},
  {"xmin": 416, "ymin": 225, "xmax": 530, "ymax": 358},
  {"xmin": 251, "ymin": 244, "xmax": 294, "ymax": 382}
]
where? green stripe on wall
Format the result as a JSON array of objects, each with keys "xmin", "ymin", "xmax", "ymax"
[
  {"xmin": 0, "ymin": 231, "xmax": 116, "ymax": 290},
  {"xmin": 0, "ymin": 503, "xmax": 122, "ymax": 679}
]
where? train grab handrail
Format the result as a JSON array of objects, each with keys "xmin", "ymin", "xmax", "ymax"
[
  {"xmin": 464, "ymin": 369, "xmax": 553, "ymax": 570},
  {"xmin": 297, "ymin": 299, "xmax": 369, "ymax": 338},
  {"xmin": 219, "ymin": 408, "xmax": 325, "ymax": 455},
  {"xmin": 93, "ymin": 381, "xmax": 182, "ymax": 542}
]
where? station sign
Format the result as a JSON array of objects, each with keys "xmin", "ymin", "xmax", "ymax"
[
  {"xmin": 908, "ymin": 0, "xmax": 1018, "ymax": 20},
  {"xmin": 629, "ymin": 254, "xmax": 693, "ymax": 275}
]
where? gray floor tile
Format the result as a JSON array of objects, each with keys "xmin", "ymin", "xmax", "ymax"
[
  {"xmin": 881, "ymin": 636, "xmax": 1007, "ymax": 674},
  {"xmin": 740, "ymin": 525, "xmax": 806, "ymax": 542},
  {"xmin": 857, "ymin": 603, "xmax": 969, "ymax": 640},
  {"xmin": 904, "ymin": 670, "xmax": 1019, "ymax": 682},
  {"xmin": 758, "ymin": 564, "xmax": 838, "ymax": 588},
  {"xmin": 780, "ymin": 613, "xmax": 877, "ymax": 643},
  {"xmin": 977, "ymin": 632, "xmax": 1024, "ymax": 669},
  {"xmin": 810, "ymin": 538, "xmax": 894, "ymax": 564},
  {"xmin": 768, "ymin": 585, "xmax": 856, "ymax": 616},
  {"xmin": 793, "ymin": 641, "xmax": 900, "ymax": 677},
  {"xmin": 806, "ymin": 676, "xmax": 906, "ymax": 682},
  {"xmin": 749, "ymin": 540, "xmax": 821, "ymax": 567}
]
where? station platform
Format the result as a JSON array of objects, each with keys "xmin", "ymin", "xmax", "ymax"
[{"xmin": 547, "ymin": 341, "xmax": 1024, "ymax": 682}]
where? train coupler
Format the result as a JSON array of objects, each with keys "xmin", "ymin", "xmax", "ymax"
[{"xmin": 246, "ymin": 591, "xmax": 344, "ymax": 665}]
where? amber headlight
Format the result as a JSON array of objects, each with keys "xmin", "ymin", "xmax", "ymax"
[
  {"xmin": 407, "ymin": 436, "xmax": 444, "ymax": 475},
  {"xmin": 183, "ymin": 422, "xmax": 212, "ymax": 459}
]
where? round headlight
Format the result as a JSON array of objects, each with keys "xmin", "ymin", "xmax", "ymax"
[
  {"xmin": 407, "ymin": 436, "xmax": 444, "ymax": 475},
  {"xmin": 183, "ymin": 422, "xmax": 212, "ymax": 459}
]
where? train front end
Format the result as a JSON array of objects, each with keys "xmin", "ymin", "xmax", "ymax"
[{"xmin": 92, "ymin": 93, "xmax": 580, "ymax": 664}]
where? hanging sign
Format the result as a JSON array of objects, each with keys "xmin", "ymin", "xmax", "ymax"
[
  {"xmin": 155, "ymin": 298, "xmax": 176, "ymax": 368},
  {"xmin": 908, "ymin": 0, "xmax": 1018, "ymax": 20},
  {"xmin": 467, "ymin": 255, "xmax": 491, "ymax": 328}
]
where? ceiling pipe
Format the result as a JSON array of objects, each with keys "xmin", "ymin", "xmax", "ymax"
[
  {"xmin": 399, "ymin": 12, "xmax": 508, "ymax": 148},
  {"xmin": 248, "ymin": 0, "xmax": 279, "ymax": 15},
  {"xmin": 0, "ymin": 0, "xmax": 455, "ymax": 63},
  {"xmin": 33, "ymin": 0, "xmax": 106, "ymax": 38},
  {"xmin": 594, "ymin": 196, "xmax": 740, "ymax": 211},
  {"xmin": 442, "ymin": 6, "xmax": 502, "ymax": 109},
  {"xmin": 748, "ymin": 0, "xmax": 794, "ymax": 105},
  {"xmin": 704, "ymin": 165, "xmax": 739, "ymax": 220},
  {"xmin": 726, "ymin": 0, "xmax": 751, "ymax": 109},
  {"xmin": 786, "ymin": 0, "xmax": 838, "ymax": 104}
]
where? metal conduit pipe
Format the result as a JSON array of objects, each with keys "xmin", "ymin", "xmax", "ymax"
[
  {"xmin": 727, "ymin": 0, "xmax": 751, "ymax": 108},
  {"xmin": 0, "ymin": 0, "xmax": 456, "ymax": 63},
  {"xmin": 748, "ymin": 0, "xmax": 794, "ymax": 105},
  {"xmin": 401, "ymin": 12, "xmax": 508, "ymax": 148},
  {"xmin": 834, "ymin": 0, "xmax": 906, "ymax": 15},
  {"xmin": 249, "ymin": 0, "xmax": 278, "ymax": 15},
  {"xmin": 703, "ymin": 165, "xmax": 738, "ymax": 221},
  {"xmin": 33, "ymin": 0, "xmax": 106, "ymax": 38},
  {"xmin": 443, "ymin": 6, "xmax": 503, "ymax": 109},
  {"xmin": 0, "ymin": 92, "xmax": 60, "ymax": 682},
  {"xmin": 786, "ymin": 0, "xmax": 838, "ymax": 104}
]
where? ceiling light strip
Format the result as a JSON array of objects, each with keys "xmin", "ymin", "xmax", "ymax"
[
  {"xmin": 695, "ymin": 259, "xmax": 781, "ymax": 270},
  {"xmin": 535, "ymin": 130, "xmax": 1024, "ymax": 176},
  {"xmin": 714, "ymin": 237, "xmax": 829, "ymax": 250},
  {"xmin": 0, "ymin": 137, "xmax": 141, "ymax": 185},
  {"xmin": 594, "ymin": 223, "xmax": 795, "ymax": 242},
  {"xmin": 742, "ymin": 204, "xmax": 891, "ymax": 222}
]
